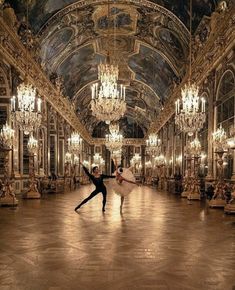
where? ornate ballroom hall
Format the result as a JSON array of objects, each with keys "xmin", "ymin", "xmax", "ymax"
[{"xmin": 0, "ymin": 0, "xmax": 235, "ymax": 289}]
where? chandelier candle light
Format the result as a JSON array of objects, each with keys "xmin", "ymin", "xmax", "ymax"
[
  {"xmin": 175, "ymin": 0, "xmax": 206, "ymax": 136},
  {"xmin": 90, "ymin": 0, "xmax": 126, "ymax": 124},
  {"xmin": 146, "ymin": 133, "xmax": 161, "ymax": 157},
  {"xmin": 187, "ymin": 134, "xmax": 202, "ymax": 200},
  {"xmin": 68, "ymin": 132, "xmax": 82, "ymax": 155},
  {"xmin": 209, "ymin": 125, "xmax": 228, "ymax": 208},
  {"xmin": 11, "ymin": 0, "xmax": 42, "ymax": 135},
  {"xmin": 0, "ymin": 123, "xmax": 18, "ymax": 206},
  {"xmin": 25, "ymin": 135, "xmax": 40, "ymax": 199}
]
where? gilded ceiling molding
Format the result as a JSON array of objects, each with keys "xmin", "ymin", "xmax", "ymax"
[
  {"xmin": 38, "ymin": 0, "xmax": 188, "ymax": 39},
  {"xmin": 94, "ymin": 138, "xmax": 146, "ymax": 146},
  {"xmin": 0, "ymin": 16, "xmax": 93, "ymax": 144},
  {"xmin": 148, "ymin": 7, "xmax": 235, "ymax": 135}
]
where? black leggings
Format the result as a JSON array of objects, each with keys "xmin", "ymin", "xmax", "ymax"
[{"xmin": 77, "ymin": 188, "xmax": 107, "ymax": 209}]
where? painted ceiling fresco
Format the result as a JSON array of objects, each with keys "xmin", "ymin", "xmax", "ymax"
[
  {"xmin": 56, "ymin": 44, "xmax": 104, "ymax": 98},
  {"xmin": 8, "ymin": 0, "xmax": 218, "ymax": 32},
  {"xmin": 128, "ymin": 44, "xmax": 178, "ymax": 102},
  {"xmin": 6, "ymin": 0, "xmax": 220, "ymax": 137}
]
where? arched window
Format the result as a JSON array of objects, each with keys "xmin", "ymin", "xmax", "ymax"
[
  {"xmin": 217, "ymin": 70, "xmax": 235, "ymax": 131},
  {"xmin": 217, "ymin": 70, "xmax": 235, "ymax": 179}
]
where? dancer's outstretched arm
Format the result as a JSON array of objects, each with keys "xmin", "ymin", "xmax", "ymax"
[{"xmin": 80, "ymin": 162, "xmax": 93, "ymax": 179}]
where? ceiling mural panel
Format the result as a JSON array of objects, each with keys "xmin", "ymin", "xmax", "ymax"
[
  {"xmin": 93, "ymin": 4, "xmax": 138, "ymax": 35},
  {"xmin": 128, "ymin": 44, "xmax": 178, "ymax": 101},
  {"xmin": 56, "ymin": 44, "xmax": 104, "ymax": 98},
  {"xmin": 158, "ymin": 28, "xmax": 185, "ymax": 60},
  {"xmin": 9, "ymin": 0, "xmax": 218, "ymax": 32},
  {"xmin": 41, "ymin": 27, "xmax": 74, "ymax": 61}
]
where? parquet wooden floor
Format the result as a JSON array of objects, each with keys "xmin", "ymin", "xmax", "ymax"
[{"xmin": 0, "ymin": 184, "xmax": 235, "ymax": 290}]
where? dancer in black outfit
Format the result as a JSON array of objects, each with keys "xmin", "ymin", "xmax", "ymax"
[{"xmin": 75, "ymin": 162, "xmax": 115, "ymax": 212}]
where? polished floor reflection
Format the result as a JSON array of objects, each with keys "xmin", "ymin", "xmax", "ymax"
[{"xmin": 0, "ymin": 184, "xmax": 235, "ymax": 290}]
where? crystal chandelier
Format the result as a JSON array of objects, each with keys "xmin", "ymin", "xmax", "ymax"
[
  {"xmin": 175, "ymin": 83, "xmax": 206, "ymax": 136},
  {"xmin": 110, "ymin": 148, "xmax": 122, "ymax": 164},
  {"xmin": 146, "ymin": 133, "xmax": 161, "ymax": 156},
  {"xmin": 0, "ymin": 122, "xmax": 14, "ymax": 148},
  {"xmin": 109, "ymin": 122, "xmax": 120, "ymax": 135},
  {"xmin": 93, "ymin": 153, "xmax": 105, "ymax": 168},
  {"xmin": 68, "ymin": 132, "xmax": 82, "ymax": 154},
  {"xmin": 90, "ymin": 1, "xmax": 126, "ymax": 124},
  {"xmin": 65, "ymin": 152, "xmax": 72, "ymax": 164},
  {"xmin": 154, "ymin": 154, "xmax": 166, "ymax": 167},
  {"xmin": 27, "ymin": 135, "xmax": 38, "ymax": 155},
  {"xmin": 175, "ymin": 0, "xmax": 206, "ymax": 136},
  {"xmin": 90, "ymin": 78, "xmax": 126, "ymax": 125},
  {"xmin": 11, "ymin": 84, "xmax": 42, "ymax": 135},
  {"xmin": 212, "ymin": 125, "xmax": 228, "ymax": 152},
  {"xmin": 11, "ymin": 1, "xmax": 42, "ymax": 135},
  {"xmin": 105, "ymin": 131, "xmax": 123, "ymax": 152},
  {"xmin": 189, "ymin": 135, "xmax": 201, "ymax": 156},
  {"xmin": 145, "ymin": 160, "xmax": 152, "ymax": 168},
  {"xmin": 130, "ymin": 153, "xmax": 141, "ymax": 166}
]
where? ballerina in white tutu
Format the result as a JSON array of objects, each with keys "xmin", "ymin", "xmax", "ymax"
[{"xmin": 113, "ymin": 159, "xmax": 139, "ymax": 212}]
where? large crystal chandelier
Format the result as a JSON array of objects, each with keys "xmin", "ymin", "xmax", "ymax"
[
  {"xmin": 105, "ymin": 131, "xmax": 123, "ymax": 151},
  {"xmin": 175, "ymin": 83, "xmax": 206, "ymax": 136},
  {"xmin": 11, "ymin": 84, "xmax": 42, "ymax": 135},
  {"xmin": 175, "ymin": 0, "xmax": 206, "ymax": 136},
  {"xmin": 0, "ymin": 122, "xmax": 14, "ymax": 148},
  {"xmin": 146, "ymin": 133, "xmax": 161, "ymax": 157},
  {"xmin": 90, "ymin": 0, "xmax": 126, "ymax": 124},
  {"xmin": 90, "ymin": 67, "xmax": 126, "ymax": 124},
  {"xmin": 68, "ymin": 132, "xmax": 82, "ymax": 154},
  {"xmin": 11, "ymin": 1, "xmax": 42, "ymax": 135}
]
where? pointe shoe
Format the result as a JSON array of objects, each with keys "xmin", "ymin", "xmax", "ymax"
[
  {"xmin": 74, "ymin": 206, "xmax": 80, "ymax": 211},
  {"xmin": 102, "ymin": 208, "xmax": 105, "ymax": 212}
]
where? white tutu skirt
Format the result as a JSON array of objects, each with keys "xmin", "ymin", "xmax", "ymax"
[{"xmin": 111, "ymin": 168, "xmax": 136, "ymax": 197}]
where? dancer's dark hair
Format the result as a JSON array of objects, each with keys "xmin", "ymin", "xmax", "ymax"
[{"xmin": 92, "ymin": 166, "xmax": 98, "ymax": 173}]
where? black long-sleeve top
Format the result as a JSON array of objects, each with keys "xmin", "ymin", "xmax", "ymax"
[{"xmin": 82, "ymin": 166, "xmax": 115, "ymax": 190}]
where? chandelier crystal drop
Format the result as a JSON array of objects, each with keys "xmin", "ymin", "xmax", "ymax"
[
  {"xmin": 98, "ymin": 61, "xmax": 119, "ymax": 85},
  {"xmin": 146, "ymin": 133, "xmax": 161, "ymax": 157},
  {"xmin": 175, "ymin": 81, "xmax": 206, "ymax": 136},
  {"xmin": 154, "ymin": 154, "xmax": 166, "ymax": 167},
  {"xmin": 27, "ymin": 135, "xmax": 38, "ymax": 155},
  {"xmin": 189, "ymin": 135, "xmax": 201, "ymax": 156},
  {"xmin": 130, "ymin": 153, "xmax": 141, "ymax": 166},
  {"xmin": 11, "ymin": 82, "xmax": 42, "ymax": 135},
  {"xmin": 0, "ymin": 122, "xmax": 14, "ymax": 148},
  {"xmin": 105, "ymin": 131, "xmax": 123, "ymax": 152},
  {"xmin": 91, "ymin": 81, "xmax": 126, "ymax": 124},
  {"xmin": 109, "ymin": 122, "xmax": 120, "ymax": 135},
  {"xmin": 212, "ymin": 125, "xmax": 228, "ymax": 152},
  {"xmin": 68, "ymin": 132, "xmax": 82, "ymax": 154},
  {"xmin": 110, "ymin": 148, "xmax": 122, "ymax": 165}
]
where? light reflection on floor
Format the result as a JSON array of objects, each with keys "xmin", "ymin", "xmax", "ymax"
[{"xmin": 0, "ymin": 184, "xmax": 235, "ymax": 290}]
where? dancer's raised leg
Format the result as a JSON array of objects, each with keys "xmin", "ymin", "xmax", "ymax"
[{"xmin": 75, "ymin": 189, "xmax": 99, "ymax": 211}]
